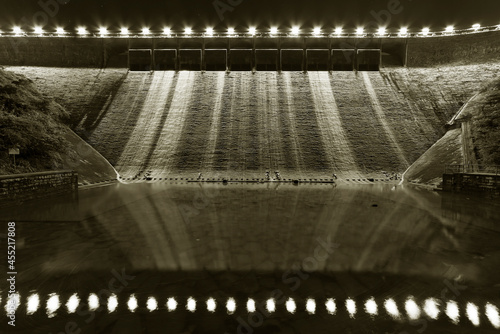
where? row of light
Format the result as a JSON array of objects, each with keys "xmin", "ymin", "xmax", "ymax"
[
  {"xmin": 5, "ymin": 23, "xmax": 500, "ymax": 37},
  {"xmin": 4, "ymin": 292, "xmax": 500, "ymax": 328}
]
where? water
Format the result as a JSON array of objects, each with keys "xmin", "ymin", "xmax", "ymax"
[{"xmin": 1, "ymin": 182, "xmax": 500, "ymax": 333}]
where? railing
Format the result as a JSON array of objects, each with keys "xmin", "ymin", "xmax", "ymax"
[{"xmin": 444, "ymin": 164, "xmax": 500, "ymax": 175}]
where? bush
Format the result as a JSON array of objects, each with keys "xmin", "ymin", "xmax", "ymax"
[
  {"xmin": 472, "ymin": 81, "xmax": 500, "ymax": 165},
  {"xmin": 0, "ymin": 69, "xmax": 70, "ymax": 174}
]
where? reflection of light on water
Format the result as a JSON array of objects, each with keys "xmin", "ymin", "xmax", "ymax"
[
  {"xmin": 88, "ymin": 293, "xmax": 99, "ymax": 311},
  {"xmin": 5, "ymin": 293, "xmax": 20, "ymax": 313},
  {"xmin": 13, "ymin": 289, "xmax": 500, "ymax": 328},
  {"xmin": 365, "ymin": 297, "xmax": 378, "ymax": 316},
  {"xmin": 423, "ymin": 298, "xmax": 440, "ymax": 320},
  {"xmin": 325, "ymin": 298, "xmax": 336, "ymax": 315},
  {"xmin": 445, "ymin": 300, "xmax": 460, "ymax": 324},
  {"xmin": 306, "ymin": 299, "xmax": 316, "ymax": 314},
  {"xmin": 486, "ymin": 303, "xmax": 500, "ymax": 329},
  {"xmin": 206, "ymin": 297, "xmax": 216, "ymax": 312},
  {"xmin": 286, "ymin": 298, "xmax": 296, "ymax": 313},
  {"xmin": 46, "ymin": 293, "xmax": 60, "ymax": 318},
  {"xmin": 466, "ymin": 302, "xmax": 480, "ymax": 326},
  {"xmin": 166, "ymin": 297, "xmax": 177, "ymax": 311},
  {"xmin": 247, "ymin": 299, "xmax": 256, "ymax": 313},
  {"xmin": 346, "ymin": 298, "xmax": 356, "ymax": 318},
  {"xmin": 405, "ymin": 297, "xmax": 421, "ymax": 320},
  {"xmin": 26, "ymin": 293, "xmax": 40, "ymax": 315},
  {"xmin": 384, "ymin": 298, "xmax": 400, "ymax": 319},
  {"xmin": 127, "ymin": 295, "xmax": 138, "ymax": 312},
  {"xmin": 226, "ymin": 297, "xmax": 236, "ymax": 314},
  {"xmin": 266, "ymin": 299, "xmax": 276, "ymax": 313},
  {"xmin": 187, "ymin": 297, "xmax": 196, "ymax": 312},
  {"xmin": 147, "ymin": 297, "xmax": 158, "ymax": 312},
  {"xmin": 66, "ymin": 294, "xmax": 79, "ymax": 314},
  {"xmin": 108, "ymin": 294, "xmax": 118, "ymax": 313}
]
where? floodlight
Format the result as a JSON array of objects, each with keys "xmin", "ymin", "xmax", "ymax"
[
  {"xmin": 421, "ymin": 27, "xmax": 430, "ymax": 36},
  {"xmin": 227, "ymin": 27, "xmax": 235, "ymax": 35},
  {"xmin": 206, "ymin": 27, "xmax": 214, "ymax": 36},
  {"xmin": 472, "ymin": 23, "xmax": 480, "ymax": 31},
  {"xmin": 99, "ymin": 27, "xmax": 108, "ymax": 35},
  {"xmin": 377, "ymin": 27, "xmax": 386, "ymax": 36},
  {"xmin": 142, "ymin": 27, "xmax": 150, "ymax": 35},
  {"xmin": 356, "ymin": 27, "xmax": 364, "ymax": 35},
  {"xmin": 313, "ymin": 27, "xmax": 321, "ymax": 36},
  {"xmin": 334, "ymin": 27, "xmax": 343, "ymax": 35},
  {"xmin": 121, "ymin": 27, "xmax": 129, "ymax": 35},
  {"xmin": 270, "ymin": 27, "xmax": 278, "ymax": 35},
  {"xmin": 34, "ymin": 26, "xmax": 44, "ymax": 34},
  {"xmin": 13, "ymin": 26, "xmax": 22, "ymax": 34},
  {"xmin": 399, "ymin": 27, "xmax": 408, "ymax": 36},
  {"xmin": 249, "ymin": 27, "xmax": 256, "ymax": 35},
  {"xmin": 185, "ymin": 27, "xmax": 192, "ymax": 35},
  {"xmin": 163, "ymin": 27, "xmax": 171, "ymax": 35},
  {"xmin": 77, "ymin": 27, "xmax": 87, "ymax": 35},
  {"xmin": 291, "ymin": 26, "xmax": 300, "ymax": 36},
  {"xmin": 56, "ymin": 27, "xmax": 65, "ymax": 34},
  {"xmin": 445, "ymin": 25, "xmax": 454, "ymax": 33}
]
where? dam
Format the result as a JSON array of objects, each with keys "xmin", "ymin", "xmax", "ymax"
[{"xmin": 1, "ymin": 26, "xmax": 500, "ymax": 334}]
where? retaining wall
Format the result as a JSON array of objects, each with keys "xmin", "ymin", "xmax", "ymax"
[
  {"xmin": 0, "ymin": 170, "xmax": 78, "ymax": 206},
  {"xmin": 442, "ymin": 173, "xmax": 500, "ymax": 196}
]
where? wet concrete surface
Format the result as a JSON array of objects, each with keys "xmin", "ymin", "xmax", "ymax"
[{"xmin": 1, "ymin": 183, "xmax": 500, "ymax": 333}]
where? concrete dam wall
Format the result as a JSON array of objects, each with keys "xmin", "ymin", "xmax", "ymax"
[
  {"xmin": 0, "ymin": 31, "xmax": 499, "ymax": 69},
  {"xmin": 8, "ymin": 64, "xmax": 500, "ymax": 181}
]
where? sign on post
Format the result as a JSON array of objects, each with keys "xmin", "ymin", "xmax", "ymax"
[
  {"xmin": 8, "ymin": 147, "xmax": 20, "ymax": 166},
  {"xmin": 9, "ymin": 148, "xmax": 20, "ymax": 155}
]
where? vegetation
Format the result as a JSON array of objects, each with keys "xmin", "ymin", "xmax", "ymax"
[
  {"xmin": 472, "ymin": 79, "xmax": 500, "ymax": 165},
  {"xmin": 0, "ymin": 67, "xmax": 70, "ymax": 174}
]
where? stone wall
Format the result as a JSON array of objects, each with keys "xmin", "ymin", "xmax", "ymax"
[
  {"xmin": 443, "ymin": 173, "xmax": 500, "ymax": 196},
  {"xmin": 0, "ymin": 170, "xmax": 78, "ymax": 206},
  {"xmin": 407, "ymin": 31, "xmax": 500, "ymax": 67}
]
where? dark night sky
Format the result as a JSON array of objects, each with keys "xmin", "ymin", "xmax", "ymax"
[{"xmin": 1, "ymin": 0, "xmax": 499, "ymax": 33}]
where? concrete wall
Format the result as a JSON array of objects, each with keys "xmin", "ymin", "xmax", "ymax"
[
  {"xmin": 0, "ymin": 170, "xmax": 78, "ymax": 207},
  {"xmin": 407, "ymin": 31, "xmax": 500, "ymax": 67},
  {"xmin": 1, "ymin": 31, "xmax": 497, "ymax": 69},
  {"xmin": 443, "ymin": 173, "xmax": 500, "ymax": 196},
  {"xmin": 0, "ymin": 37, "xmax": 128, "ymax": 67}
]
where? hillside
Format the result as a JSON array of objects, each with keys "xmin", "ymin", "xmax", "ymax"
[{"xmin": 0, "ymin": 68, "xmax": 117, "ymax": 185}]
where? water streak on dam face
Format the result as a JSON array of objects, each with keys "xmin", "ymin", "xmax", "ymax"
[
  {"xmin": 116, "ymin": 72, "xmax": 176, "ymax": 178},
  {"xmin": 308, "ymin": 72, "xmax": 361, "ymax": 177},
  {"xmin": 84, "ymin": 71, "xmax": 460, "ymax": 180}
]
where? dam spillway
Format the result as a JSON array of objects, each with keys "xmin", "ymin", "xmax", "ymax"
[{"xmin": 78, "ymin": 71, "xmax": 430, "ymax": 181}]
